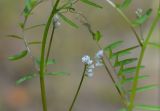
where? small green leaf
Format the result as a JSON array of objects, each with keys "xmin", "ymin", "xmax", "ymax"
[
  {"xmin": 35, "ymin": 58, "xmax": 56, "ymax": 66},
  {"xmin": 28, "ymin": 41, "xmax": 41, "ymax": 45},
  {"xmin": 104, "ymin": 40, "xmax": 124, "ymax": 51},
  {"xmin": 116, "ymin": 0, "xmax": 132, "ymax": 10},
  {"xmin": 133, "ymin": 9, "xmax": 152, "ymax": 26},
  {"xmin": 46, "ymin": 59, "xmax": 56, "ymax": 65},
  {"xmin": 114, "ymin": 58, "xmax": 137, "ymax": 67},
  {"xmin": 59, "ymin": 13, "xmax": 79, "ymax": 28},
  {"xmin": 148, "ymin": 42, "xmax": 160, "ymax": 48},
  {"xmin": 16, "ymin": 73, "xmax": 36, "ymax": 85},
  {"xmin": 24, "ymin": 0, "xmax": 38, "ymax": 17},
  {"xmin": 19, "ymin": 22, "xmax": 25, "ymax": 29},
  {"xmin": 8, "ymin": 50, "xmax": 28, "ymax": 61},
  {"xmin": 122, "ymin": 66, "xmax": 144, "ymax": 74},
  {"xmin": 129, "ymin": 84, "xmax": 159, "ymax": 93},
  {"xmin": 7, "ymin": 35, "xmax": 23, "ymax": 40},
  {"xmin": 46, "ymin": 72, "xmax": 69, "ymax": 76},
  {"xmin": 110, "ymin": 50, "xmax": 130, "ymax": 59},
  {"xmin": 135, "ymin": 104, "xmax": 160, "ymax": 110},
  {"xmin": 94, "ymin": 31, "xmax": 102, "ymax": 42},
  {"xmin": 24, "ymin": 23, "xmax": 46, "ymax": 31},
  {"xmin": 121, "ymin": 75, "xmax": 149, "ymax": 84},
  {"xmin": 80, "ymin": 0, "xmax": 103, "ymax": 9}
]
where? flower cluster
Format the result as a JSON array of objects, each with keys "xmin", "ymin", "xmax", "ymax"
[
  {"xmin": 82, "ymin": 55, "xmax": 95, "ymax": 77},
  {"xmin": 53, "ymin": 14, "xmax": 61, "ymax": 28},
  {"xmin": 81, "ymin": 50, "xmax": 104, "ymax": 77},
  {"xmin": 95, "ymin": 50, "xmax": 104, "ymax": 67}
]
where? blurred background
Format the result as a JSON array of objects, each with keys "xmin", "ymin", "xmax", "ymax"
[{"xmin": 0, "ymin": 0, "xmax": 159, "ymax": 111}]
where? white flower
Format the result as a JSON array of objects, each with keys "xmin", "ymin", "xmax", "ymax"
[
  {"xmin": 87, "ymin": 68, "xmax": 93, "ymax": 73},
  {"xmin": 53, "ymin": 14, "xmax": 60, "ymax": 23},
  {"xmin": 86, "ymin": 72, "xmax": 94, "ymax": 77},
  {"xmin": 95, "ymin": 50, "xmax": 104, "ymax": 67},
  {"xmin": 95, "ymin": 50, "xmax": 104, "ymax": 59},
  {"xmin": 88, "ymin": 64, "xmax": 95, "ymax": 69},
  {"xmin": 82, "ymin": 55, "xmax": 91, "ymax": 64},
  {"xmin": 95, "ymin": 60, "xmax": 103, "ymax": 67},
  {"xmin": 53, "ymin": 14, "xmax": 61, "ymax": 28},
  {"xmin": 82, "ymin": 55, "xmax": 95, "ymax": 77},
  {"xmin": 135, "ymin": 8, "xmax": 143, "ymax": 18},
  {"xmin": 55, "ymin": 21, "xmax": 61, "ymax": 28}
]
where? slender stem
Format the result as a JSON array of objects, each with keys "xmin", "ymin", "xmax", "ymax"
[
  {"xmin": 101, "ymin": 58, "xmax": 122, "ymax": 96},
  {"xmin": 45, "ymin": 25, "xmax": 56, "ymax": 64},
  {"xmin": 128, "ymin": 7, "xmax": 160, "ymax": 111},
  {"xmin": 69, "ymin": 65, "xmax": 87, "ymax": 111},
  {"xmin": 105, "ymin": 0, "xmax": 143, "ymax": 47},
  {"xmin": 39, "ymin": 0, "xmax": 60, "ymax": 111}
]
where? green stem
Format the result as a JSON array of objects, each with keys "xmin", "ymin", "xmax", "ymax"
[
  {"xmin": 69, "ymin": 65, "xmax": 87, "ymax": 111},
  {"xmin": 39, "ymin": 0, "xmax": 60, "ymax": 111},
  {"xmin": 101, "ymin": 58, "xmax": 123, "ymax": 96},
  {"xmin": 105, "ymin": 0, "xmax": 143, "ymax": 47},
  {"xmin": 101, "ymin": 55, "xmax": 129, "ymax": 107},
  {"xmin": 128, "ymin": 7, "xmax": 160, "ymax": 111},
  {"xmin": 45, "ymin": 25, "xmax": 56, "ymax": 64}
]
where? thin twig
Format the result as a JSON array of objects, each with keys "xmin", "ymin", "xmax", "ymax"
[
  {"xmin": 45, "ymin": 25, "xmax": 56, "ymax": 64},
  {"xmin": 68, "ymin": 65, "xmax": 87, "ymax": 111}
]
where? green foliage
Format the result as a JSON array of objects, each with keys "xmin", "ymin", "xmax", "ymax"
[
  {"xmin": 135, "ymin": 104, "xmax": 160, "ymax": 110},
  {"xmin": 114, "ymin": 58, "xmax": 137, "ymax": 67},
  {"xmin": 116, "ymin": 0, "xmax": 132, "ymax": 10},
  {"xmin": 110, "ymin": 50, "xmax": 130, "ymax": 59},
  {"xmin": 148, "ymin": 42, "xmax": 160, "ymax": 48},
  {"xmin": 80, "ymin": 0, "xmax": 103, "ymax": 9},
  {"xmin": 8, "ymin": 50, "xmax": 28, "ymax": 61},
  {"xmin": 133, "ymin": 9, "xmax": 152, "ymax": 27},
  {"xmin": 28, "ymin": 41, "xmax": 42, "ymax": 45},
  {"xmin": 94, "ymin": 31, "xmax": 102, "ymax": 42},
  {"xmin": 104, "ymin": 40, "xmax": 124, "ymax": 51},
  {"xmin": 24, "ymin": 0, "xmax": 38, "ymax": 17},
  {"xmin": 24, "ymin": 23, "xmax": 46, "ymax": 31},
  {"xmin": 8, "ymin": 0, "xmax": 160, "ymax": 111},
  {"xmin": 7, "ymin": 35, "xmax": 23, "ymax": 40},
  {"xmin": 59, "ymin": 13, "xmax": 79, "ymax": 28},
  {"xmin": 16, "ymin": 73, "xmax": 37, "ymax": 85},
  {"xmin": 35, "ymin": 58, "xmax": 56, "ymax": 66},
  {"xmin": 129, "ymin": 84, "xmax": 159, "ymax": 93},
  {"xmin": 121, "ymin": 66, "xmax": 144, "ymax": 75},
  {"xmin": 46, "ymin": 72, "xmax": 69, "ymax": 76},
  {"xmin": 121, "ymin": 75, "xmax": 149, "ymax": 84}
]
